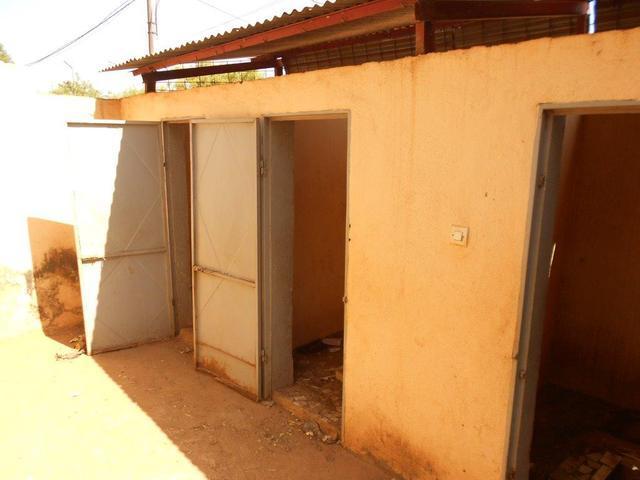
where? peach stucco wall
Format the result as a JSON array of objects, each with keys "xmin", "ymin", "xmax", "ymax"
[{"xmin": 104, "ymin": 28, "xmax": 640, "ymax": 480}]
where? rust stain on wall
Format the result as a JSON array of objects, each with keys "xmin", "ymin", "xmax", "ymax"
[
  {"xmin": 27, "ymin": 218, "xmax": 84, "ymax": 334},
  {"xmin": 32, "ymin": 247, "xmax": 82, "ymax": 330}
]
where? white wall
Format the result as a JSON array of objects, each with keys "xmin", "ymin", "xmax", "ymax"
[{"xmin": 0, "ymin": 63, "xmax": 96, "ymax": 338}]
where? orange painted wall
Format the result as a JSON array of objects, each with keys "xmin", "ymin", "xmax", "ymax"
[
  {"xmin": 292, "ymin": 119, "xmax": 347, "ymax": 348},
  {"xmin": 109, "ymin": 28, "xmax": 640, "ymax": 480}
]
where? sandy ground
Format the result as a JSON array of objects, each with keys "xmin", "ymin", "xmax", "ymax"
[{"xmin": 0, "ymin": 330, "xmax": 393, "ymax": 480}]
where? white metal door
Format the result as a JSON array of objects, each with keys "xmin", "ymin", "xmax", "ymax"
[
  {"xmin": 67, "ymin": 122, "xmax": 174, "ymax": 355},
  {"xmin": 191, "ymin": 119, "xmax": 261, "ymax": 398}
]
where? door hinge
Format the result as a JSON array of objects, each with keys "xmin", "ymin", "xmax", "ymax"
[
  {"xmin": 536, "ymin": 174, "xmax": 546, "ymax": 189},
  {"xmin": 259, "ymin": 161, "xmax": 265, "ymax": 176},
  {"xmin": 518, "ymin": 369, "xmax": 527, "ymax": 380},
  {"xmin": 342, "ymin": 296, "xmax": 348, "ymax": 304},
  {"xmin": 260, "ymin": 349, "xmax": 267, "ymax": 363}
]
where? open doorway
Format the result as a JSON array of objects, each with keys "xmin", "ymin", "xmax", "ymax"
[
  {"xmin": 162, "ymin": 121, "xmax": 193, "ymax": 340},
  {"xmin": 263, "ymin": 115, "xmax": 348, "ymax": 441},
  {"xmin": 509, "ymin": 109, "xmax": 640, "ymax": 479}
]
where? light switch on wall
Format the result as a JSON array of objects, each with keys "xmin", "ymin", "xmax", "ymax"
[{"xmin": 450, "ymin": 225, "xmax": 469, "ymax": 246}]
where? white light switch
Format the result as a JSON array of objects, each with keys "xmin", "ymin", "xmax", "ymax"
[{"xmin": 450, "ymin": 225, "xmax": 469, "ymax": 246}]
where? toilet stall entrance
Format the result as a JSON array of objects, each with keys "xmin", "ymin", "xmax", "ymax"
[
  {"xmin": 67, "ymin": 115, "xmax": 349, "ymax": 409},
  {"xmin": 507, "ymin": 104, "xmax": 640, "ymax": 480},
  {"xmin": 66, "ymin": 119, "xmax": 263, "ymax": 397}
]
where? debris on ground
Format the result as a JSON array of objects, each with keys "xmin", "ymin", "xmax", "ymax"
[
  {"xmin": 54, "ymin": 334, "xmax": 86, "ymax": 360},
  {"xmin": 55, "ymin": 350, "xmax": 83, "ymax": 361},
  {"xmin": 303, "ymin": 421, "xmax": 322, "ymax": 438},
  {"xmin": 321, "ymin": 337, "xmax": 342, "ymax": 347},
  {"xmin": 301, "ymin": 420, "xmax": 339, "ymax": 444},
  {"xmin": 261, "ymin": 400, "xmax": 275, "ymax": 407},
  {"xmin": 550, "ymin": 451, "xmax": 621, "ymax": 480},
  {"xmin": 321, "ymin": 432, "xmax": 339, "ymax": 445},
  {"xmin": 179, "ymin": 346, "xmax": 193, "ymax": 354},
  {"xmin": 69, "ymin": 334, "xmax": 85, "ymax": 351},
  {"xmin": 273, "ymin": 336, "xmax": 343, "ymax": 442}
]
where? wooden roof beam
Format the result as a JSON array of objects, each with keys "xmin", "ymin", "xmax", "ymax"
[
  {"xmin": 420, "ymin": 1, "xmax": 589, "ymax": 22},
  {"xmin": 141, "ymin": 58, "xmax": 278, "ymax": 92},
  {"xmin": 141, "ymin": 58, "xmax": 276, "ymax": 82}
]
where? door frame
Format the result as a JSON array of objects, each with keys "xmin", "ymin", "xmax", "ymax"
[
  {"xmin": 260, "ymin": 111, "xmax": 351, "ymax": 439},
  {"xmin": 505, "ymin": 100, "xmax": 640, "ymax": 479},
  {"xmin": 188, "ymin": 117, "xmax": 264, "ymax": 399},
  {"xmin": 67, "ymin": 120, "xmax": 175, "ymax": 355}
]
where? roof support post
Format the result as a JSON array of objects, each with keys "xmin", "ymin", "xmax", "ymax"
[
  {"xmin": 275, "ymin": 58, "xmax": 284, "ymax": 76},
  {"xmin": 415, "ymin": 1, "xmax": 434, "ymax": 55},
  {"xmin": 144, "ymin": 77, "xmax": 157, "ymax": 93},
  {"xmin": 576, "ymin": 13, "xmax": 589, "ymax": 33},
  {"xmin": 415, "ymin": 20, "xmax": 435, "ymax": 54}
]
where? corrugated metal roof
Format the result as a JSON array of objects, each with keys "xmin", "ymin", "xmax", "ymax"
[
  {"xmin": 104, "ymin": 0, "xmax": 372, "ymax": 71},
  {"xmin": 107, "ymin": 0, "xmax": 640, "ymax": 79}
]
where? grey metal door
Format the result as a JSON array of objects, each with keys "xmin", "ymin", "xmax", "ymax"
[
  {"xmin": 191, "ymin": 119, "xmax": 261, "ymax": 399},
  {"xmin": 67, "ymin": 122, "xmax": 174, "ymax": 355}
]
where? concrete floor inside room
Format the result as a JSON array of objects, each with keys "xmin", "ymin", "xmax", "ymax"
[{"xmin": 0, "ymin": 330, "xmax": 390, "ymax": 480}]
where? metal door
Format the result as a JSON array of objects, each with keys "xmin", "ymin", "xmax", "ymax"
[
  {"xmin": 191, "ymin": 119, "xmax": 261, "ymax": 398},
  {"xmin": 67, "ymin": 122, "xmax": 174, "ymax": 355}
]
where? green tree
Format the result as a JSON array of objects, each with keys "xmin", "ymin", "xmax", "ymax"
[
  {"xmin": 51, "ymin": 75, "xmax": 101, "ymax": 97},
  {"xmin": 0, "ymin": 43, "xmax": 12, "ymax": 63}
]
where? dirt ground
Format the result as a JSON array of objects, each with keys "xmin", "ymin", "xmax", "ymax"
[{"xmin": 0, "ymin": 329, "xmax": 394, "ymax": 480}]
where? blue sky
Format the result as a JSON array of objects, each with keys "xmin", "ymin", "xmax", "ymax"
[{"xmin": 0, "ymin": 0, "xmax": 323, "ymax": 94}]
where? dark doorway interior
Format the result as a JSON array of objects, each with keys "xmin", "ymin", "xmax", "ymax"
[
  {"xmin": 163, "ymin": 122, "xmax": 193, "ymax": 337},
  {"xmin": 530, "ymin": 114, "xmax": 640, "ymax": 479},
  {"xmin": 271, "ymin": 117, "xmax": 348, "ymax": 442}
]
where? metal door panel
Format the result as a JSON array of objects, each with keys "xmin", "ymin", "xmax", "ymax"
[
  {"xmin": 192, "ymin": 120, "xmax": 260, "ymax": 398},
  {"xmin": 68, "ymin": 122, "xmax": 173, "ymax": 354}
]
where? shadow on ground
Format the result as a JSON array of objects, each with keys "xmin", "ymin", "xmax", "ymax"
[{"xmin": 90, "ymin": 336, "xmax": 390, "ymax": 480}]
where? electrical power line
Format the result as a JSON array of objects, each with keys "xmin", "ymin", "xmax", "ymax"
[
  {"xmin": 27, "ymin": 0, "xmax": 138, "ymax": 66},
  {"xmin": 198, "ymin": 0, "xmax": 294, "ymax": 35},
  {"xmin": 192, "ymin": 0, "xmax": 246, "ymax": 22}
]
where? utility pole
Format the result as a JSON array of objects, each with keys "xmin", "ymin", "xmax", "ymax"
[{"xmin": 146, "ymin": 0, "xmax": 157, "ymax": 54}]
